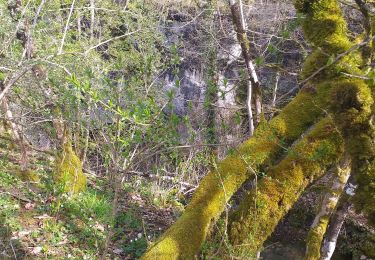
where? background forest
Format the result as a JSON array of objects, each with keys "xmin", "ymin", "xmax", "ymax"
[{"xmin": 0, "ymin": 0, "xmax": 374, "ymax": 259}]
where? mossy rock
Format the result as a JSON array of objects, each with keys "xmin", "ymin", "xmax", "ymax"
[{"xmin": 54, "ymin": 142, "xmax": 86, "ymax": 194}]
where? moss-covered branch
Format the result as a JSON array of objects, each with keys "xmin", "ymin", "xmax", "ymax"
[
  {"xmin": 226, "ymin": 0, "xmax": 364, "ymax": 254},
  {"xmin": 141, "ymin": 84, "xmax": 333, "ymax": 259},
  {"xmin": 228, "ymin": 117, "xmax": 344, "ymax": 257},
  {"xmin": 295, "ymin": 0, "xmax": 361, "ymax": 80},
  {"xmin": 330, "ymin": 77, "xmax": 375, "ymax": 225}
]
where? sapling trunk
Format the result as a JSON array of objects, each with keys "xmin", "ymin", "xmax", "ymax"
[{"xmin": 304, "ymin": 155, "xmax": 351, "ymax": 260}]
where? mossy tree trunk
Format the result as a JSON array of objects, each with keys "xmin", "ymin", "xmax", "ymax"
[
  {"xmin": 6, "ymin": 0, "xmax": 87, "ymax": 194},
  {"xmin": 54, "ymin": 140, "xmax": 87, "ymax": 195},
  {"xmin": 53, "ymin": 122, "xmax": 87, "ymax": 195}
]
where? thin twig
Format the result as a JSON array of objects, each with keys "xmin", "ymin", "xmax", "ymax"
[
  {"xmin": 299, "ymin": 35, "xmax": 375, "ymax": 86},
  {"xmin": 58, "ymin": 0, "xmax": 76, "ymax": 54},
  {"xmin": 0, "ymin": 65, "xmax": 32, "ymax": 102},
  {"xmin": 0, "ymin": 67, "xmax": 14, "ymax": 72}
]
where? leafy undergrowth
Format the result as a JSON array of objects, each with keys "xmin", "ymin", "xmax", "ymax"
[{"xmin": 0, "ymin": 150, "xmax": 180, "ymax": 259}]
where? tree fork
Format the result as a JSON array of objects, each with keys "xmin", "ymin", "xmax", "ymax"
[{"xmin": 228, "ymin": 0, "xmax": 262, "ymax": 127}]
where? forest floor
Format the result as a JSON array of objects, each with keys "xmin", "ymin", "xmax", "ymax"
[{"xmin": 0, "ymin": 167, "xmax": 176, "ymax": 259}]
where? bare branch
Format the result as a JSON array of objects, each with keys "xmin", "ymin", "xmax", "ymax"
[
  {"xmin": 84, "ymin": 30, "xmax": 140, "ymax": 55},
  {"xmin": 58, "ymin": 0, "xmax": 76, "ymax": 54},
  {"xmin": 0, "ymin": 66, "xmax": 32, "ymax": 102}
]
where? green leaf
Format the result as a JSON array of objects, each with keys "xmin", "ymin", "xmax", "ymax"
[
  {"xmin": 326, "ymin": 55, "xmax": 335, "ymax": 66},
  {"xmin": 255, "ymin": 56, "xmax": 265, "ymax": 66},
  {"xmin": 281, "ymin": 30, "xmax": 290, "ymax": 38},
  {"xmin": 223, "ymin": 77, "xmax": 228, "ymax": 86}
]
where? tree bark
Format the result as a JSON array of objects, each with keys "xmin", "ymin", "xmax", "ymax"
[
  {"xmin": 246, "ymin": 78, "xmax": 254, "ymax": 136},
  {"xmin": 270, "ymin": 71, "xmax": 280, "ymax": 118},
  {"xmin": 0, "ymin": 97, "xmax": 28, "ymax": 171}
]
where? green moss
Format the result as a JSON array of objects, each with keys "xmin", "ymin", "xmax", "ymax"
[
  {"xmin": 294, "ymin": 0, "xmax": 351, "ymax": 52},
  {"xmin": 141, "ymin": 50, "xmax": 360, "ymax": 259},
  {"xmin": 141, "ymin": 155, "xmax": 248, "ymax": 259},
  {"xmin": 238, "ymin": 81, "xmax": 333, "ymax": 165},
  {"xmin": 54, "ymin": 142, "xmax": 86, "ymax": 195},
  {"xmin": 141, "ymin": 0, "xmax": 370, "ymax": 257},
  {"xmin": 330, "ymin": 79, "xmax": 373, "ymax": 129},
  {"xmin": 141, "ymin": 85, "xmax": 337, "ymax": 259},
  {"xmin": 329, "ymin": 73, "xmax": 375, "ymax": 227},
  {"xmin": 353, "ymin": 160, "xmax": 375, "ymax": 225},
  {"xmin": 294, "ymin": 0, "xmax": 361, "ymax": 80},
  {"xmin": 228, "ymin": 118, "xmax": 344, "ymax": 256},
  {"xmin": 305, "ymin": 216, "xmax": 329, "ymax": 260},
  {"xmin": 301, "ymin": 50, "xmax": 361, "ymax": 80}
]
